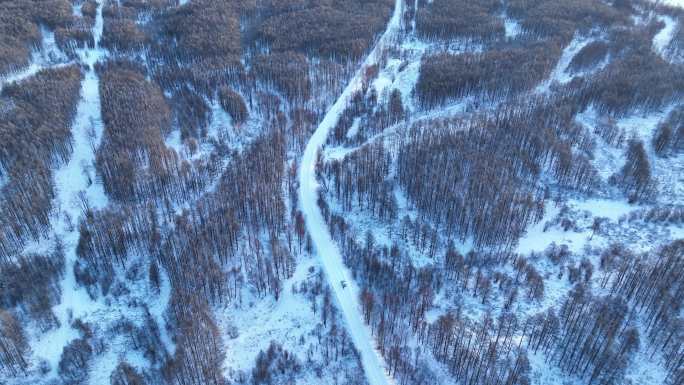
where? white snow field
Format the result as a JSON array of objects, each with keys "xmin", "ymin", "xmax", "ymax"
[
  {"xmin": 298, "ymin": 0, "xmax": 403, "ymax": 384},
  {"xmin": 29, "ymin": 0, "xmax": 109, "ymax": 374}
]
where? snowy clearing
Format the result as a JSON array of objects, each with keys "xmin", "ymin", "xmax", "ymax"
[{"xmin": 653, "ymin": 15, "xmax": 678, "ymax": 61}]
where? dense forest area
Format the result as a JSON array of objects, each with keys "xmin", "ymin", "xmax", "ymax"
[
  {"xmin": 1, "ymin": 0, "xmax": 683, "ymax": 385},
  {"xmin": 416, "ymin": 0, "xmax": 504, "ymax": 42},
  {"xmin": 0, "ymin": 0, "xmax": 90, "ymax": 73},
  {"xmin": 0, "ymin": 66, "xmax": 83, "ymax": 260},
  {"xmin": 416, "ymin": 43, "xmax": 563, "ymax": 105}
]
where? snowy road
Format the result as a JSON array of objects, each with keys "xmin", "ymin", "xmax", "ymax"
[{"xmin": 297, "ymin": 0, "xmax": 403, "ymax": 384}]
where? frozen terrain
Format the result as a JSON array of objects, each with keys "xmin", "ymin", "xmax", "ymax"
[
  {"xmin": 0, "ymin": 27, "xmax": 71, "ymax": 92},
  {"xmin": 298, "ymin": 0, "xmax": 403, "ymax": 384},
  {"xmin": 2, "ymin": 0, "xmax": 682, "ymax": 384},
  {"xmin": 312, "ymin": 1, "xmax": 684, "ymax": 384},
  {"xmin": 654, "ymin": 0, "xmax": 684, "ymax": 7},
  {"xmin": 18, "ymin": 2, "xmax": 172, "ymax": 382},
  {"xmin": 653, "ymin": 15, "xmax": 678, "ymax": 61},
  {"xmin": 29, "ymin": 0, "xmax": 108, "ymax": 378}
]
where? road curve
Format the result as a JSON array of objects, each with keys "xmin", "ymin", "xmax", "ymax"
[{"xmin": 298, "ymin": 0, "xmax": 403, "ymax": 384}]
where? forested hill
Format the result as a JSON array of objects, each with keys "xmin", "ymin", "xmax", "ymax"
[{"xmin": 1, "ymin": 1, "xmax": 683, "ymax": 385}]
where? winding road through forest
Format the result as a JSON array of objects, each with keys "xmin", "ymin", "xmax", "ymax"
[{"xmin": 297, "ymin": 0, "xmax": 403, "ymax": 384}]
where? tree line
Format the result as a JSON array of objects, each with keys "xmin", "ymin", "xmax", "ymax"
[
  {"xmin": 507, "ymin": 0, "xmax": 629, "ymax": 43},
  {"xmin": 415, "ymin": 0, "xmax": 504, "ymax": 43},
  {"xmin": 416, "ymin": 40, "xmax": 562, "ymax": 107}
]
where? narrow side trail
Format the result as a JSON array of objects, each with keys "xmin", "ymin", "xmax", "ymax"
[
  {"xmin": 30, "ymin": 1, "xmax": 111, "ymax": 379},
  {"xmin": 298, "ymin": 1, "xmax": 402, "ymax": 384}
]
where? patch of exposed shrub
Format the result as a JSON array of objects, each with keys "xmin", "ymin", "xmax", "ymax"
[
  {"xmin": 585, "ymin": 51, "xmax": 684, "ymax": 115},
  {"xmin": 256, "ymin": 0, "xmax": 394, "ymax": 60},
  {"xmin": 96, "ymin": 60, "xmax": 178, "ymax": 202},
  {"xmin": 0, "ymin": 251, "xmax": 65, "ymax": 329},
  {"xmin": 653, "ymin": 105, "xmax": 684, "ymax": 156},
  {"xmin": 508, "ymin": 0, "xmax": 628, "ymax": 42}
]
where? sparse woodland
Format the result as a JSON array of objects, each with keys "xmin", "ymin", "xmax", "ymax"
[
  {"xmin": 567, "ymin": 41, "xmax": 610, "ymax": 73},
  {"xmin": 1, "ymin": 0, "xmax": 683, "ymax": 384}
]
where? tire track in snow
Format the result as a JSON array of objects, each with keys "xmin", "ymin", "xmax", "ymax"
[{"xmin": 298, "ymin": 1, "xmax": 403, "ymax": 385}]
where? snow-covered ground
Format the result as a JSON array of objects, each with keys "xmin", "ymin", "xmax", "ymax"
[
  {"xmin": 20, "ymin": 2, "xmax": 172, "ymax": 383},
  {"xmin": 501, "ymin": 12, "xmax": 522, "ymax": 39},
  {"xmin": 653, "ymin": 15, "xmax": 679, "ymax": 61},
  {"xmin": 653, "ymin": 0, "xmax": 684, "ymax": 7},
  {"xmin": 220, "ymin": 260, "xmax": 318, "ymax": 375},
  {"xmin": 577, "ymin": 102, "xmax": 684, "ymax": 205},
  {"xmin": 4, "ymin": 0, "xmax": 681, "ymax": 383},
  {"xmin": 298, "ymin": 1, "xmax": 403, "ymax": 384},
  {"xmin": 314, "ymin": 2, "xmax": 684, "ymax": 384},
  {"xmin": 30, "ymin": 63, "xmax": 108, "ymax": 375},
  {"xmin": 29, "ymin": 0, "xmax": 108, "ymax": 373},
  {"xmin": 0, "ymin": 27, "xmax": 71, "ymax": 92},
  {"xmin": 536, "ymin": 34, "xmax": 597, "ymax": 93},
  {"xmin": 218, "ymin": 256, "xmax": 366, "ymax": 384}
]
